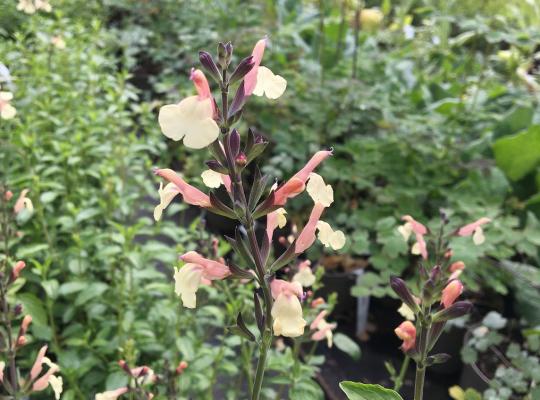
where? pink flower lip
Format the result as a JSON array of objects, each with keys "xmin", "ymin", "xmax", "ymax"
[
  {"xmin": 155, "ymin": 168, "xmax": 211, "ymax": 208},
  {"xmin": 441, "ymin": 280, "xmax": 464, "ymax": 308},
  {"xmin": 457, "ymin": 217, "xmax": 491, "ymax": 236},
  {"xmin": 190, "ymin": 68, "xmax": 212, "ymax": 100},
  {"xmin": 395, "ymin": 321, "xmax": 416, "ymax": 351},
  {"xmin": 295, "ymin": 203, "xmax": 326, "ymax": 254},
  {"xmin": 180, "ymin": 251, "xmax": 230, "ymax": 280}
]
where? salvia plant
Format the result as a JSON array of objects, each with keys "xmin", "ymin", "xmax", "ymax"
[
  {"xmin": 341, "ymin": 212, "xmax": 491, "ymax": 399},
  {"xmin": 151, "ymin": 39, "xmax": 345, "ymax": 400},
  {"xmin": 0, "ymin": 185, "xmax": 62, "ymax": 399}
]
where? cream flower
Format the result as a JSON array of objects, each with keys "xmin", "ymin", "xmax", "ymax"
[
  {"xmin": 154, "ymin": 182, "xmax": 179, "ymax": 221},
  {"xmin": 200, "ymin": 169, "xmax": 231, "ymax": 192},
  {"xmin": 306, "ymin": 173, "xmax": 333, "ymax": 207},
  {"xmin": 252, "ymin": 66, "xmax": 287, "ymax": 99},
  {"xmin": 316, "ymin": 220, "xmax": 346, "ymax": 250},
  {"xmin": 95, "ymin": 387, "xmax": 129, "ymax": 400},
  {"xmin": 48, "ymin": 375, "xmax": 63, "ymax": 400},
  {"xmin": 158, "ymin": 96, "xmax": 219, "ymax": 149},
  {"xmin": 0, "ymin": 91, "xmax": 16, "ymax": 120},
  {"xmin": 174, "ymin": 263, "xmax": 203, "ymax": 308},
  {"xmin": 244, "ymin": 38, "xmax": 287, "ymax": 100},
  {"xmin": 398, "ymin": 302, "xmax": 415, "ymax": 321},
  {"xmin": 174, "ymin": 252, "xmax": 230, "ymax": 308},
  {"xmin": 472, "ymin": 227, "xmax": 485, "ymax": 245},
  {"xmin": 51, "ymin": 36, "xmax": 66, "ymax": 49},
  {"xmin": 292, "ymin": 260, "xmax": 315, "ymax": 287},
  {"xmin": 201, "ymin": 169, "xmax": 223, "ymax": 188},
  {"xmin": 266, "ymin": 207, "xmax": 287, "ymax": 242},
  {"xmin": 270, "ymin": 280, "xmax": 306, "ymax": 337},
  {"xmin": 397, "ymin": 222, "xmax": 413, "ymax": 241}
]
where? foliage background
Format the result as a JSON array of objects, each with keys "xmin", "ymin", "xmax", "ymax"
[{"xmin": 1, "ymin": 0, "xmax": 540, "ymax": 398}]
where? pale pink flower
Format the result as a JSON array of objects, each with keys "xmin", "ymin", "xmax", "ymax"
[
  {"xmin": 154, "ymin": 169, "xmax": 211, "ymax": 220},
  {"xmin": 441, "ymin": 280, "xmax": 463, "ymax": 309},
  {"xmin": 457, "ymin": 217, "xmax": 491, "ymax": 245},
  {"xmin": 395, "ymin": 321, "xmax": 416, "ymax": 351},
  {"xmin": 11, "ymin": 260, "xmax": 26, "ymax": 280},
  {"xmin": 310, "ymin": 310, "xmax": 337, "ymax": 347},
  {"xmin": 449, "ymin": 261, "xmax": 465, "ymax": 273},
  {"xmin": 176, "ymin": 361, "xmax": 188, "ymax": 375},
  {"xmin": 295, "ymin": 203, "xmax": 326, "ymax": 254},
  {"xmin": 14, "ymin": 189, "xmax": 33, "ymax": 213},
  {"xmin": 95, "ymin": 387, "xmax": 129, "ymax": 400},
  {"xmin": 401, "ymin": 215, "xmax": 427, "ymax": 235},
  {"xmin": 244, "ymin": 38, "xmax": 287, "ymax": 99},
  {"xmin": 270, "ymin": 279, "xmax": 306, "ymax": 337},
  {"xmin": 411, "ymin": 232, "xmax": 428, "ymax": 260},
  {"xmin": 174, "ymin": 252, "xmax": 230, "ymax": 308},
  {"xmin": 266, "ymin": 208, "xmax": 287, "ymax": 241},
  {"xmin": 30, "ymin": 345, "xmax": 48, "ymax": 381},
  {"xmin": 274, "ymin": 150, "xmax": 332, "ymax": 206}
]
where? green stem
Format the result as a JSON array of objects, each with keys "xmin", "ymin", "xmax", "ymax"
[
  {"xmin": 393, "ymin": 356, "xmax": 410, "ymax": 391},
  {"xmin": 413, "ymin": 320, "xmax": 430, "ymax": 400},
  {"xmin": 251, "ymin": 331, "xmax": 271, "ymax": 400}
]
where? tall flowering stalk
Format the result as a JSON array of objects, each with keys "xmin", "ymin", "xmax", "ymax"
[
  {"xmin": 154, "ymin": 39, "xmax": 344, "ymax": 399},
  {"xmin": 0, "ymin": 186, "xmax": 62, "ymax": 399},
  {"xmin": 389, "ymin": 212, "xmax": 491, "ymax": 400}
]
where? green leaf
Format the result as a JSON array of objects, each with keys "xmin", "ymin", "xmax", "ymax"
[
  {"xmin": 333, "ymin": 333, "xmax": 361, "ymax": 360},
  {"xmin": 493, "ymin": 125, "xmax": 540, "ymax": 181},
  {"xmin": 339, "ymin": 382, "xmax": 404, "ymax": 400}
]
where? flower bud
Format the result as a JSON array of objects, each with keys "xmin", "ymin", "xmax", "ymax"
[
  {"xmin": 217, "ymin": 41, "xmax": 233, "ymax": 69},
  {"xmin": 444, "ymin": 249, "xmax": 453, "ymax": 259},
  {"xmin": 16, "ymin": 336, "xmax": 27, "ymax": 347},
  {"xmin": 390, "ymin": 277, "xmax": 419, "ymax": 314},
  {"xmin": 10, "ymin": 260, "xmax": 26, "ymax": 282},
  {"xmin": 432, "ymin": 301, "xmax": 472, "ymax": 322},
  {"xmin": 229, "ymin": 56, "xmax": 255, "ymax": 85},
  {"xmin": 175, "ymin": 361, "xmax": 188, "ymax": 375},
  {"xmin": 13, "ymin": 304, "xmax": 23, "ymax": 316},
  {"xmin": 5, "ymin": 190, "xmax": 13, "ymax": 201},
  {"xmin": 449, "ymin": 261, "xmax": 465, "ymax": 273},
  {"xmin": 227, "ymin": 129, "xmax": 241, "ymax": 159},
  {"xmin": 235, "ymin": 152, "xmax": 247, "ymax": 167},
  {"xmin": 199, "ymin": 51, "xmax": 221, "ymax": 83}
]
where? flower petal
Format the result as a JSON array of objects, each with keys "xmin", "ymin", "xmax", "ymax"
[
  {"xmin": 271, "ymin": 293, "xmax": 306, "ymax": 337},
  {"xmin": 252, "ymin": 66, "xmax": 287, "ymax": 99},
  {"xmin": 306, "ymin": 173, "xmax": 333, "ymax": 207},
  {"xmin": 174, "ymin": 264, "xmax": 203, "ymax": 308},
  {"xmin": 201, "ymin": 169, "xmax": 223, "ymax": 188}
]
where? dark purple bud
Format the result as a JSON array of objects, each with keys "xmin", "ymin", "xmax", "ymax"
[
  {"xmin": 228, "ymin": 129, "xmax": 241, "ymax": 158},
  {"xmin": 206, "ymin": 160, "xmax": 228, "ymax": 174},
  {"xmin": 390, "ymin": 276, "xmax": 419, "ymax": 313},
  {"xmin": 217, "ymin": 41, "xmax": 233, "ymax": 69},
  {"xmin": 229, "ymin": 56, "xmax": 255, "ymax": 85},
  {"xmin": 432, "ymin": 301, "xmax": 473, "ymax": 322},
  {"xmin": 228, "ymin": 82, "xmax": 246, "ymax": 119},
  {"xmin": 199, "ymin": 51, "xmax": 221, "ymax": 83},
  {"xmin": 13, "ymin": 304, "xmax": 23, "ymax": 316},
  {"xmin": 439, "ymin": 208, "xmax": 449, "ymax": 224}
]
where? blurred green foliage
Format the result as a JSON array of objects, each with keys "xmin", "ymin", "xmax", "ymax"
[{"xmin": 1, "ymin": 0, "xmax": 540, "ymax": 398}]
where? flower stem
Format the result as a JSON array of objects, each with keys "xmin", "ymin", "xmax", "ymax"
[
  {"xmin": 393, "ymin": 355, "xmax": 410, "ymax": 392},
  {"xmin": 413, "ymin": 319, "xmax": 430, "ymax": 400},
  {"xmin": 251, "ymin": 330, "xmax": 271, "ymax": 400}
]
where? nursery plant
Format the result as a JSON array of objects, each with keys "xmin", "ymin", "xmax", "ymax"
[
  {"xmin": 340, "ymin": 212, "xmax": 490, "ymax": 399},
  {"xmin": 151, "ymin": 38, "xmax": 346, "ymax": 399}
]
